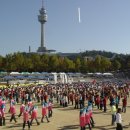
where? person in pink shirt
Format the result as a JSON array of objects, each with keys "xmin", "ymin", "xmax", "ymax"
[
  {"xmin": 10, "ymin": 102, "xmax": 17, "ymax": 123},
  {"xmin": 85, "ymin": 109, "xmax": 92, "ymax": 130},
  {"xmin": 8, "ymin": 99, "xmax": 15, "ymax": 113},
  {"xmin": 0, "ymin": 98, "xmax": 6, "ymax": 126},
  {"xmin": 0, "ymin": 106, "xmax": 2, "ymax": 126},
  {"xmin": 0, "ymin": 109, "xmax": 2, "ymax": 126},
  {"xmin": 41, "ymin": 102, "xmax": 49, "ymax": 123},
  {"xmin": 0, "ymin": 97, "xmax": 2, "ymax": 107},
  {"xmin": 23, "ymin": 107, "xmax": 30, "ymax": 130},
  {"xmin": 30, "ymin": 105, "xmax": 40, "ymax": 125},
  {"xmin": 18, "ymin": 103, "xmax": 25, "ymax": 117},
  {"xmin": 28, "ymin": 99, "xmax": 33, "ymax": 114},
  {"xmin": 79, "ymin": 108, "xmax": 86, "ymax": 130},
  {"xmin": 1, "ymin": 103, "xmax": 6, "ymax": 126}
]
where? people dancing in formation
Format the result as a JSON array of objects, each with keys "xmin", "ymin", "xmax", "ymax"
[{"xmin": 0, "ymin": 80, "xmax": 129, "ymax": 130}]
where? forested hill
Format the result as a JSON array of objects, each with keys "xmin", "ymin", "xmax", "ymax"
[
  {"xmin": 81, "ymin": 50, "xmax": 126, "ymax": 58},
  {"xmin": 0, "ymin": 50, "xmax": 130, "ymax": 73}
]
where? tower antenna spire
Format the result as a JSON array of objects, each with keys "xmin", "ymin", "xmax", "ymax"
[{"xmin": 42, "ymin": 0, "xmax": 44, "ymax": 8}]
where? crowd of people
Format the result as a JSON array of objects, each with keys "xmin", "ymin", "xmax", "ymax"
[
  {"xmin": 0, "ymin": 80, "xmax": 129, "ymax": 130},
  {"xmin": 0, "ymin": 85, "xmax": 53, "ymax": 130}
]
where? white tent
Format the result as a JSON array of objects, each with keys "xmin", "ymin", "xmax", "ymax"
[
  {"xmin": 10, "ymin": 72, "xmax": 20, "ymax": 75},
  {"xmin": 51, "ymin": 72, "xmax": 57, "ymax": 84},
  {"xmin": 95, "ymin": 72, "xmax": 102, "ymax": 75},
  {"xmin": 103, "ymin": 73, "xmax": 113, "ymax": 76}
]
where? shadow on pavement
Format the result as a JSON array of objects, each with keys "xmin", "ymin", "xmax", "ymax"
[
  {"xmin": 58, "ymin": 124, "xmax": 79, "ymax": 130},
  {"xmin": 3, "ymin": 123, "xmax": 23, "ymax": 129}
]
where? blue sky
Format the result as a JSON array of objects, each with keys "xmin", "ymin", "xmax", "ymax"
[{"xmin": 0, "ymin": 0, "xmax": 130, "ymax": 56}]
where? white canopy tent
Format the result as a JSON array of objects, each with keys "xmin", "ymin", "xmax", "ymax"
[
  {"xmin": 51, "ymin": 72, "xmax": 68, "ymax": 84},
  {"xmin": 10, "ymin": 72, "xmax": 20, "ymax": 75}
]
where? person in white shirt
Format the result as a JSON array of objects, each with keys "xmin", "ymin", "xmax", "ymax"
[{"xmin": 116, "ymin": 108, "xmax": 123, "ymax": 130}]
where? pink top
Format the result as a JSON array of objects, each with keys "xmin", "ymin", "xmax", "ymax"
[
  {"xmin": 31, "ymin": 109, "xmax": 38, "ymax": 119},
  {"xmin": 80, "ymin": 113, "xmax": 86, "ymax": 127},
  {"xmin": 48, "ymin": 102, "xmax": 52, "ymax": 110},
  {"xmin": 20, "ymin": 104, "xmax": 25, "ymax": 113},
  {"xmin": 23, "ymin": 111, "xmax": 29, "ymax": 122},
  {"xmin": 10, "ymin": 105, "xmax": 16, "ymax": 114},
  {"xmin": 28, "ymin": 101, "xmax": 33, "ymax": 107},
  {"xmin": 85, "ymin": 112, "xmax": 90, "ymax": 124},
  {"xmin": 0, "ymin": 99, "xmax": 2, "ymax": 106},
  {"xmin": 42, "ymin": 106, "xmax": 47, "ymax": 116},
  {"xmin": 0, "ymin": 107, "xmax": 5, "ymax": 117},
  {"xmin": 0, "ymin": 110, "xmax": 2, "ymax": 117}
]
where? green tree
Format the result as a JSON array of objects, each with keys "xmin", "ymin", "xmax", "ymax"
[
  {"xmin": 30, "ymin": 54, "xmax": 41, "ymax": 72},
  {"xmin": 58, "ymin": 57, "xmax": 65, "ymax": 72},
  {"xmin": 5, "ymin": 54, "xmax": 14, "ymax": 72},
  {"xmin": 87, "ymin": 59, "xmax": 96, "ymax": 72},
  {"xmin": 13, "ymin": 53, "xmax": 25, "ymax": 72},
  {"xmin": 80, "ymin": 58, "xmax": 88, "ymax": 73},
  {"xmin": 127, "ymin": 60, "xmax": 130, "ymax": 68},
  {"xmin": 22, "ymin": 57, "xmax": 33, "ymax": 72},
  {"xmin": 63, "ymin": 57, "xmax": 75, "ymax": 72},
  {"xmin": 40, "ymin": 54, "xmax": 49, "ymax": 72},
  {"xmin": 0, "ymin": 56, "xmax": 4, "ymax": 70},
  {"xmin": 75, "ymin": 57, "xmax": 81, "ymax": 72},
  {"xmin": 94, "ymin": 55, "xmax": 101, "ymax": 72},
  {"xmin": 48, "ymin": 55, "xmax": 59, "ymax": 72},
  {"xmin": 112, "ymin": 60, "xmax": 121, "ymax": 71},
  {"xmin": 100, "ymin": 57, "xmax": 111, "ymax": 72}
]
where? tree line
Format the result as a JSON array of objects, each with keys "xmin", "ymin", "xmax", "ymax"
[{"xmin": 0, "ymin": 51, "xmax": 130, "ymax": 73}]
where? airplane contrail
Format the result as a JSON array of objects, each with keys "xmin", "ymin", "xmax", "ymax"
[{"xmin": 78, "ymin": 7, "xmax": 81, "ymax": 23}]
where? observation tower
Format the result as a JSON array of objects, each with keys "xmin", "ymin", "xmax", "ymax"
[{"xmin": 37, "ymin": 0, "xmax": 55, "ymax": 53}]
